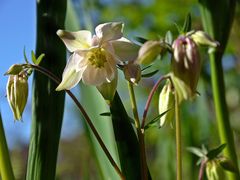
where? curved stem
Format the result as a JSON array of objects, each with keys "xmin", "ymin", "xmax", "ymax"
[
  {"xmin": 0, "ymin": 113, "xmax": 15, "ymax": 180},
  {"xmin": 175, "ymin": 93, "xmax": 182, "ymax": 180},
  {"xmin": 141, "ymin": 75, "xmax": 169, "ymax": 129},
  {"xmin": 29, "ymin": 64, "xmax": 124, "ymax": 179},
  {"xmin": 127, "ymin": 82, "xmax": 148, "ymax": 180}
]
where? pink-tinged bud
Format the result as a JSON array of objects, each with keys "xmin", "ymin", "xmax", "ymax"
[
  {"xmin": 172, "ymin": 36, "xmax": 201, "ymax": 102},
  {"xmin": 123, "ymin": 62, "xmax": 141, "ymax": 85},
  {"xmin": 6, "ymin": 73, "xmax": 28, "ymax": 120}
]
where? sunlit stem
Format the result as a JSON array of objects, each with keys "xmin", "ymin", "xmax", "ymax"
[
  {"xmin": 28, "ymin": 64, "xmax": 125, "ymax": 180},
  {"xmin": 127, "ymin": 81, "xmax": 148, "ymax": 180},
  {"xmin": 0, "ymin": 114, "xmax": 15, "ymax": 180},
  {"xmin": 175, "ymin": 92, "xmax": 182, "ymax": 180}
]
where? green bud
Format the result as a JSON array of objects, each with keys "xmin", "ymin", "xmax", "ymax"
[
  {"xmin": 123, "ymin": 62, "xmax": 141, "ymax": 85},
  {"xmin": 6, "ymin": 74, "xmax": 28, "ymax": 120},
  {"xmin": 137, "ymin": 40, "xmax": 162, "ymax": 65},
  {"xmin": 158, "ymin": 81, "xmax": 174, "ymax": 127},
  {"xmin": 206, "ymin": 160, "xmax": 224, "ymax": 180},
  {"xmin": 190, "ymin": 30, "xmax": 219, "ymax": 47},
  {"xmin": 4, "ymin": 64, "xmax": 24, "ymax": 75},
  {"xmin": 96, "ymin": 72, "xmax": 118, "ymax": 104}
]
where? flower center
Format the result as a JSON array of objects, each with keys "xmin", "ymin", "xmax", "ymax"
[{"xmin": 87, "ymin": 48, "xmax": 107, "ymax": 68}]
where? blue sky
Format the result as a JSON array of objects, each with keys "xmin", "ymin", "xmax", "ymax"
[{"xmin": 0, "ymin": 0, "xmax": 81, "ymax": 149}]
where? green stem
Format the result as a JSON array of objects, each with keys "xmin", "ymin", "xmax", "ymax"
[
  {"xmin": 127, "ymin": 82, "xmax": 148, "ymax": 180},
  {"xmin": 30, "ymin": 64, "xmax": 124, "ymax": 179},
  {"xmin": 209, "ymin": 52, "xmax": 240, "ymax": 179},
  {"xmin": 0, "ymin": 113, "xmax": 15, "ymax": 180},
  {"xmin": 175, "ymin": 93, "xmax": 182, "ymax": 180}
]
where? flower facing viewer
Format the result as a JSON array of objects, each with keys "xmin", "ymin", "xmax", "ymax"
[{"xmin": 56, "ymin": 22, "xmax": 139, "ymax": 92}]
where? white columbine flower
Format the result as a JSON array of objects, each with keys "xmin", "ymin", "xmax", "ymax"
[{"xmin": 56, "ymin": 22, "xmax": 139, "ymax": 91}]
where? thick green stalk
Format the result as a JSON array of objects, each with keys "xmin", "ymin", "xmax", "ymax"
[
  {"xmin": 127, "ymin": 82, "xmax": 148, "ymax": 180},
  {"xmin": 26, "ymin": 1, "xmax": 67, "ymax": 180},
  {"xmin": 0, "ymin": 112, "xmax": 14, "ymax": 180},
  {"xmin": 199, "ymin": 0, "xmax": 239, "ymax": 179},
  {"xmin": 209, "ymin": 52, "xmax": 239, "ymax": 179}
]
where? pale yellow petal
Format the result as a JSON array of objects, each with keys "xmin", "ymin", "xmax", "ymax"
[{"xmin": 57, "ymin": 30, "xmax": 92, "ymax": 52}]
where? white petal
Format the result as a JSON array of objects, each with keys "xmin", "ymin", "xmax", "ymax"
[
  {"xmin": 57, "ymin": 30, "xmax": 92, "ymax": 52},
  {"xmin": 95, "ymin": 22, "xmax": 123, "ymax": 43},
  {"xmin": 56, "ymin": 54, "xmax": 85, "ymax": 90},
  {"xmin": 104, "ymin": 61, "xmax": 116, "ymax": 82},
  {"xmin": 110, "ymin": 37, "xmax": 140, "ymax": 62},
  {"xmin": 82, "ymin": 65, "xmax": 114, "ymax": 86}
]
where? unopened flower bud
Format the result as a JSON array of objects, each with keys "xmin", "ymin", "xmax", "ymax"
[
  {"xmin": 172, "ymin": 36, "xmax": 201, "ymax": 102},
  {"xmin": 158, "ymin": 81, "xmax": 174, "ymax": 127},
  {"xmin": 123, "ymin": 62, "xmax": 141, "ymax": 85},
  {"xmin": 137, "ymin": 41, "xmax": 162, "ymax": 65},
  {"xmin": 206, "ymin": 160, "xmax": 224, "ymax": 180},
  {"xmin": 4, "ymin": 64, "xmax": 24, "ymax": 75},
  {"xmin": 96, "ymin": 72, "xmax": 118, "ymax": 103},
  {"xmin": 6, "ymin": 73, "xmax": 28, "ymax": 120},
  {"xmin": 190, "ymin": 31, "xmax": 219, "ymax": 47}
]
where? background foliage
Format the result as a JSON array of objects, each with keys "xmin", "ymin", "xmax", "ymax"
[{"xmin": 1, "ymin": 0, "xmax": 240, "ymax": 179}]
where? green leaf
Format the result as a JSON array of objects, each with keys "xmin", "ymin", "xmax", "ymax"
[
  {"xmin": 141, "ymin": 65, "xmax": 153, "ymax": 72},
  {"xmin": 219, "ymin": 158, "xmax": 239, "ymax": 173},
  {"xmin": 26, "ymin": 1, "xmax": 67, "ymax": 179},
  {"xmin": 207, "ymin": 143, "xmax": 226, "ymax": 160},
  {"xmin": 0, "ymin": 111, "xmax": 15, "ymax": 180},
  {"xmin": 35, "ymin": 53, "xmax": 45, "ymax": 65},
  {"xmin": 23, "ymin": 47, "xmax": 29, "ymax": 63},
  {"xmin": 134, "ymin": 36, "xmax": 148, "ymax": 44},
  {"xmin": 100, "ymin": 112, "xmax": 111, "ymax": 116},
  {"xmin": 182, "ymin": 13, "xmax": 192, "ymax": 33},
  {"xmin": 173, "ymin": 23, "xmax": 182, "ymax": 34},
  {"xmin": 31, "ymin": 50, "xmax": 37, "ymax": 64},
  {"xmin": 144, "ymin": 109, "xmax": 171, "ymax": 130},
  {"xmin": 187, "ymin": 147, "xmax": 206, "ymax": 158},
  {"xmin": 110, "ymin": 92, "xmax": 150, "ymax": 179},
  {"xmin": 142, "ymin": 70, "xmax": 159, "ymax": 78},
  {"xmin": 80, "ymin": 85, "xmax": 120, "ymax": 180},
  {"xmin": 165, "ymin": 31, "xmax": 173, "ymax": 45}
]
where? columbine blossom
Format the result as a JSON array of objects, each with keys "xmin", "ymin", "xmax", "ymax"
[{"xmin": 56, "ymin": 22, "xmax": 139, "ymax": 91}]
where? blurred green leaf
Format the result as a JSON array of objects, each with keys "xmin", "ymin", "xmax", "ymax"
[
  {"xmin": 207, "ymin": 144, "xmax": 226, "ymax": 160},
  {"xmin": 182, "ymin": 13, "xmax": 192, "ymax": 33},
  {"xmin": 142, "ymin": 70, "xmax": 159, "ymax": 78},
  {"xmin": 144, "ymin": 109, "xmax": 172, "ymax": 130}
]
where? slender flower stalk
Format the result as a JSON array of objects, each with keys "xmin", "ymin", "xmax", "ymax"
[
  {"xmin": 127, "ymin": 82, "xmax": 148, "ymax": 180},
  {"xmin": 141, "ymin": 75, "xmax": 170, "ymax": 129},
  {"xmin": 29, "ymin": 64, "xmax": 124, "ymax": 179},
  {"xmin": 0, "ymin": 113, "xmax": 15, "ymax": 180},
  {"xmin": 175, "ymin": 93, "xmax": 182, "ymax": 180}
]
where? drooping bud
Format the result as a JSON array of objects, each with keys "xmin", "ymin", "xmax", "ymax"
[
  {"xmin": 190, "ymin": 30, "xmax": 219, "ymax": 48},
  {"xmin": 123, "ymin": 62, "xmax": 141, "ymax": 85},
  {"xmin": 206, "ymin": 160, "xmax": 224, "ymax": 180},
  {"xmin": 172, "ymin": 36, "xmax": 201, "ymax": 102},
  {"xmin": 6, "ymin": 73, "xmax": 28, "ymax": 120},
  {"xmin": 158, "ymin": 81, "xmax": 175, "ymax": 127},
  {"xmin": 4, "ymin": 64, "xmax": 24, "ymax": 75},
  {"xmin": 96, "ymin": 72, "xmax": 118, "ymax": 104},
  {"xmin": 136, "ymin": 40, "xmax": 162, "ymax": 65}
]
